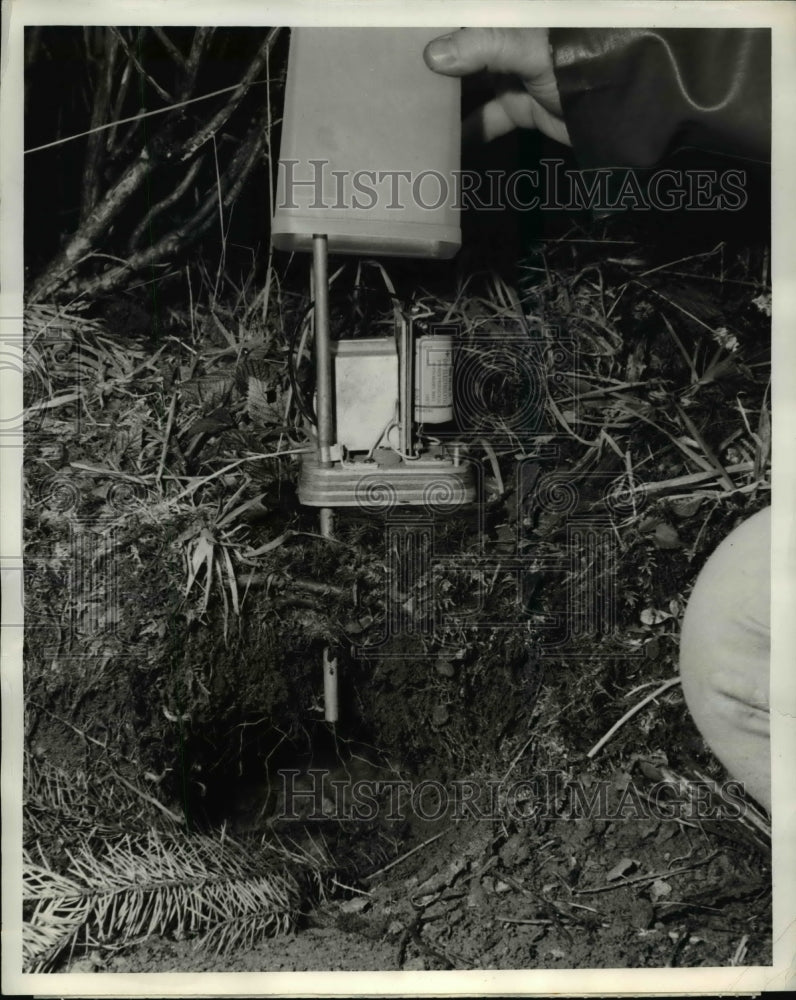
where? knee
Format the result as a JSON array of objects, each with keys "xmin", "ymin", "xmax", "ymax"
[{"xmin": 678, "ymin": 507, "xmax": 770, "ymax": 806}]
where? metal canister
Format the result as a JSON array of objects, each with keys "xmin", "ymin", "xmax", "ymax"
[{"xmin": 414, "ymin": 334, "xmax": 453, "ymax": 423}]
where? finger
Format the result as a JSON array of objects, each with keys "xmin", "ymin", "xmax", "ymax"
[
  {"xmin": 462, "ymin": 97, "xmax": 520, "ymax": 144},
  {"xmin": 525, "ymin": 102, "xmax": 572, "ymax": 147},
  {"xmin": 463, "ymin": 94, "xmax": 572, "ymax": 146},
  {"xmin": 424, "ymin": 27, "xmax": 547, "ymax": 77}
]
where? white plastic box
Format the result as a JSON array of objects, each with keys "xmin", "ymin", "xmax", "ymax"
[{"xmin": 272, "ymin": 28, "xmax": 461, "ymax": 259}]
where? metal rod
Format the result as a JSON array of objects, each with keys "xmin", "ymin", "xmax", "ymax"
[
  {"xmin": 312, "ymin": 234, "xmax": 333, "ymax": 468},
  {"xmin": 312, "ymin": 236, "xmax": 338, "ymax": 723},
  {"xmin": 323, "ymin": 647, "xmax": 339, "ymax": 724},
  {"xmin": 399, "ymin": 311, "xmax": 413, "ymax": 457},
  {"xmin": 319, "ymin": 507, "xmax": 334, "ymax": 537},
  {"xmin": 320, "ymin": 501, "xmax": 337, "ymax": 724}
]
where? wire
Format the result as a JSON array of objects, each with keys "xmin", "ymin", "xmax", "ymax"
[
  {"xmin": 25, "ymin": 81, "xmax": 268, "ymax": 154},
  {"xmin": 365, "ymin": 405, "xmax": 400, "ymax": 461},
  {"xmin": 390, "ymin": 444, "xmax": 420, "ymax": 462}
]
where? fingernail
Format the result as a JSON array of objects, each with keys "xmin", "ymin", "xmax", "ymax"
[{"xmin": 426, "ymin": 35, "xmax": 458, "ymax": 71}]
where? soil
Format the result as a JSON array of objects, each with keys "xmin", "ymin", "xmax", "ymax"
[
  {"xmin": 69, "ymin": 823, "xmax": 771, "ymax": 972},
  {"xmin": 53, "ymin": 744, "xmax": 771, "ymax": 973}
]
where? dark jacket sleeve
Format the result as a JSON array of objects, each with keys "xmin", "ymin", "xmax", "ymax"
[{"xmin": 548, "ymin": 28, "xmax": 771, "ymax": 168}]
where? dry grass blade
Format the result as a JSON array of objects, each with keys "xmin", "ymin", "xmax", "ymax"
[
  {"xmin": 587, "ymin": 678, "xmax": 682, "ymax": 759},
  {"xmin": 185, "ymin": 527, "xmax": 216, "ymax": 613},
  {"xmin": 672, "ymin": 398, "xmax": 734, "ymax": 491},
  {"xmin": 659, "ymin": 765, "xmax": 771, "ymax": 843}
]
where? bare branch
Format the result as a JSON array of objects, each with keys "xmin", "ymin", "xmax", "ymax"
[
  {"xmin": 179, "ymin": 27, "xmax": 281, "ymax": 162},
  {"xmin": 190, "ymin": 122, "xmax": 266, "ymax": 234},
  {"xmin": 110, "ymin": 27, "xmax": 175, "ymax": 104},
  {"xmin": 128, "ymin": 155, "xmax": 205, "ymax": 250},
  {"xmin": 152, "ymin": 27, "xmax": 188, "ymax": 70},
  {"xmin": 180, "ymin": 27, "xmax": 215, "ymax": 100},
  {"xmin": 106, "ymin": 45, "xmax": 136, "ymax": 153},
  {"xmin": 63, "ymin": 112, "xmax": 269, "ymax": 300},
  {"xmin": 28, "ymin": 147, "xmax": 158, "ymax": 302},
  {"xmin": 80, "ymin": 29, "xmax": 119, "ymax": 221},
  {"xmin": 187, "ymin": 115, "xmax": 269, "ymax": 237},
  {"xmin": 28, "ymin": 28, "xmax": 282, "ymax": 301}
]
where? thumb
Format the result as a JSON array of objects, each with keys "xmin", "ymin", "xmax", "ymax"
[{"xmin": 424, "ymin": 27, "xmax": 550, "ymax": 77}]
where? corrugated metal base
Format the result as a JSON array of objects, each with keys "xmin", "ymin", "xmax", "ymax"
[{"xmin": 298, "ymin": 456, "xmax": 476, "ymax": 511}]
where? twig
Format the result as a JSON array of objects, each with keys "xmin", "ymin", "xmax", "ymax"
[
  {"xmin": 257, "ymin": 42, "xmax": 277, "ymax": 329},
  {"xmin": 586, "ymin": 677, "xmax": 682, "ymax": 759},
  {"xmin": 330, "ymin": 878, "xmax": 372, "ymax": 897},
  {"xmin": 363, "ymin": 831, "xmax": 445, "ymax": 882},
  {"xmin": 109, "ymin": 27, "xmax": 175, "ymax": 103},
  {"xmin": 211, "ymin": 133, "xmax": 226, "ymax": 304},
  {"xmin": 28, "ymin": 146, "xmax": 157, "ymax": 301},
  {"xmin": 27, "ymin": 701, "xmax": 111, "ymax": 754},
  {"xmin": 501, "ymin": 732, "xmax": 535, "ymax": 784},
  {"xmin": 152, "ymin": 27, "xmax": 188, "ymax": 70},
  {"xmin": 24, "ymin": 703, "xmax": 183, "ymax": 830},
  {"xmin": 497, "ymin": 916, "xmax": 553, "ymax": 926},
  {"xmin": 634, "ymin": 244, "xmax": 723, "ymax": 283},
  {"xmin": 30, "ymin": 29, "xmax": 280, "ymax": 299},
  {"xmin": 573, "ymin": 853, "xmax": 719, "ymax": 895},
  {"xmin": 108, "ymin": 768, "xmax": 185, "ymax": 826}
]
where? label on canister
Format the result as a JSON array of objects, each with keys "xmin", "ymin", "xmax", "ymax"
[{"xmin": 414, "ymin": 335, "xmax": 453, "ymax": 423}]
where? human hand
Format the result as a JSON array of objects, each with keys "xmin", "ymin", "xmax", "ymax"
[{"xmin": 424, "ymin": 28, "xmax": 571, "ymax": 146}]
